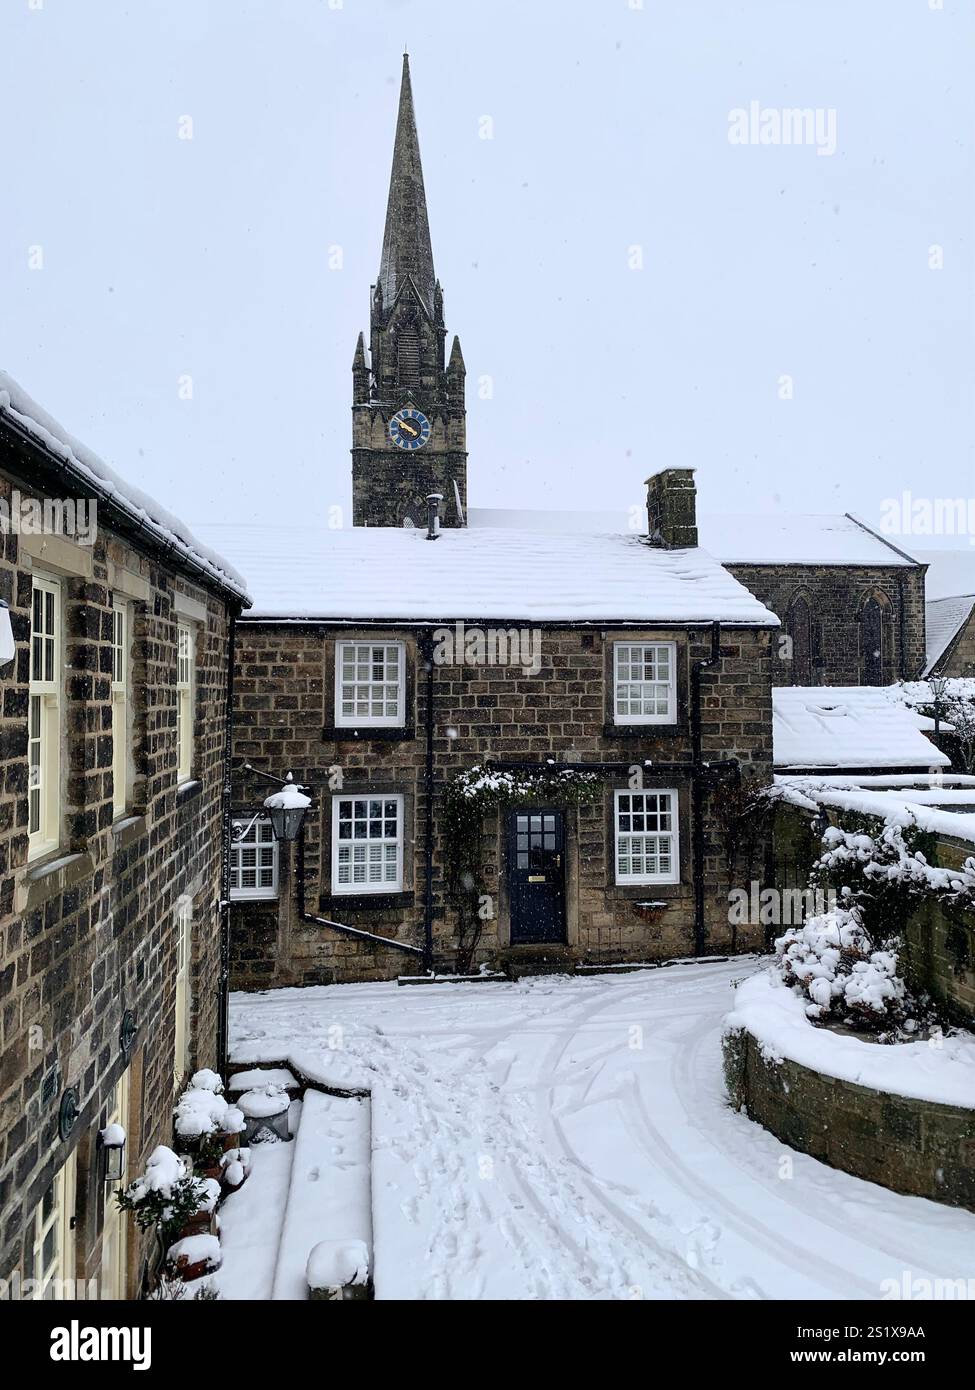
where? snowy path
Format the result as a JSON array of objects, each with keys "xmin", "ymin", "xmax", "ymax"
[{"xmin": 229, "ymin": 962, "xmax": 975, "ymax": 1301}]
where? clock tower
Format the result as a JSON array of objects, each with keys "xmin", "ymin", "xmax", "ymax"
[{"xmin": 351, "ymin": 54, "xmax": 468, "ymax": 528}]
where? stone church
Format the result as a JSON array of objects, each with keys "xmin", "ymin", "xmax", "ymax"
[{"xmin": 214, "ymin": 56, "xmax": 932, "ymax": 989}]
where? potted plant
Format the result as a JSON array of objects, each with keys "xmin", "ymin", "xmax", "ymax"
[{"xmin": 116, "ymin": 1146, "xmax": 210, "ymax": 1249}]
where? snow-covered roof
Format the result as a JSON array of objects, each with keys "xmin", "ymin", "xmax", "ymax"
[
  {"xmin": 772, "ymin": 686, "xmax": 949, "ymax": 770},
  {"xmin": 924, "ymin": 595, "xmax": 975, "ymax": 675},
  {"xmin": 467, "ymin": 507, "xmax": 918, "ymax": 567},
  {"xmin": 0, "ymin": 371, "xmax": 250, "ymax": 603},
  {"xmin": 776, "ymin": 773, "xmax": 975, "ymax": 849},
  {"xmin": 189, "ymin": 522, "xmax": 779, "ymax": 624}
]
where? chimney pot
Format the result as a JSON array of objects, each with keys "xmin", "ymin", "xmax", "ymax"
[{"xmin": 426, "ymin": 492, "xmax": 443, "ymax": 540}]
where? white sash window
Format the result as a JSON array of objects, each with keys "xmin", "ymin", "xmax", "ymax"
[
  {"xmin": 614, "ymin": 789, "xmax": 679, "ymax": 884},
  {"xmin": 332, "ymin": 794, "xmax": 404, "ymax": 893}
]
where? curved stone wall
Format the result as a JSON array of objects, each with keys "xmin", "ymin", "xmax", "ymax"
[{"xmin": 723, "ymin": 1026, "xmax": 975, "ymax": 1211}]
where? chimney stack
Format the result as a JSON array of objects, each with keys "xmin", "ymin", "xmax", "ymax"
[
  {"xmin": 645, "ymin": 469, "xmax": 698, "ymax": 548},
  {"xmin": 426, "ymin": 492, "xmax": 443, "ymax": 540}
]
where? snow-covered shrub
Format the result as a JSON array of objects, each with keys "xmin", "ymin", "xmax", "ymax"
[
  {"xmin": 774, "ymin": 907, "xmax": 907, "ymax": 1029},
  {"xmin": 116, "ymin": 1146, "xmax": 210, "ymax": 1240},
  {"xmin": 174, "ymin": 1076, "xmax": 245, "ymax": 1160},
  {"xmin": 189, "ymin": 1068, "xmax": 224, "ymax": 1094}
]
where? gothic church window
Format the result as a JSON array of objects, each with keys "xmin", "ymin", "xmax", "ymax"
[
  {"xmin": 787, "ymin": 594, "xmax": 813, "ymax": 685},
  {"xmin": 860, "ymin": 594, "xmax": 887, "ymax": 686}
]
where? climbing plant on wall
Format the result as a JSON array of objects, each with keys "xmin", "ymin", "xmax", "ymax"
[{"xmin": 441, "ymin": 765, "xmax": 603, "ymax": 974}]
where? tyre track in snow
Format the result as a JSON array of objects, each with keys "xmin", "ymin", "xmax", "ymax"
[
  {"xmin": 532, "ymin": 966, "xmax": 880, "ymax": 1299},
  {"xmin": 526, "ymin": 976, "xmax": 737, "ymax": 1299},
  {"xmin": 671, "ymin": 992, "xmax": 972, "ymax": 1282}
]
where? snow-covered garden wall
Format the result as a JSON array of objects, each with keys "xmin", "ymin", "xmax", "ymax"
[{"xmin": 724, "ymin": 975, "xmax": 975, "ymax": 1211}]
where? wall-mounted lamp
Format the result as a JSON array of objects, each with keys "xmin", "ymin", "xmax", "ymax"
[
  {"xmin": 98, "ymin": 1123, "xmax": 127, "ymax": 1184},
  {"xmin": 263, "ymin": 774, "xmax": 312, "ymax": 844}
]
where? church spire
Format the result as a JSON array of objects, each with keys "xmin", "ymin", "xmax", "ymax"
[{"xmin": 378, "ymin": 54, "xmax": 437, "ymax": 319}]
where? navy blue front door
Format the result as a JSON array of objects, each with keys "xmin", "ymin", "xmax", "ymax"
[{"xmin": 508, "ymin": 808, "xmax": 566, "ymax": 945}]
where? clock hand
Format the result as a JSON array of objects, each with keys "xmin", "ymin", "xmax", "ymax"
[{"xmin": 400, "ymin": 420, "xmax": 419, "ymax": 437}]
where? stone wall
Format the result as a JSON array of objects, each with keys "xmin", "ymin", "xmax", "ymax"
[
  {"xmin": 939, "ymin": 606, "xmax": 975, "ymax": 678},
  {"xmin": 901, "ymin": 854, "xmax": 975, "ymax": 1028},
  {"xmin": 0, "ymin": 442, "xmax": 238, "ymax": 1295},
  {"xmin": 727, "ymin": 563, "xmax": 926, "ymax": 685},
  {"xmin": 230, "ymin": 621, "xmax": 777, "ymax": 988},
  {"xmin": 724, "ymin": 1026, "xmax": 975, "ymax": 1210}
]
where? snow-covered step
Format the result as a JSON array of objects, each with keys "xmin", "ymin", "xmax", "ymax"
[
  {"xmin": 215, "ymin": 1100, "xmax": 301, "ymax": 1299},
  {"xmin": 226, "ymin": 1066, "xmax": 298, "ymax": 1097},
  {"xmin": 270, "ymin": 1090, "xmax": 372, "ymax": 1300}
]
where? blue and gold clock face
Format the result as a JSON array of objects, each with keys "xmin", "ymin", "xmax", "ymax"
[{"xmin": 389, "ymin": 407, "xmax": 431, "ymax": 451}]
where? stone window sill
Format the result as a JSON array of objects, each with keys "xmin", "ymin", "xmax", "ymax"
[
  {"xmin": 602, "ymin": 723, "xmax": 684, "ymax": 739},
  {"xmin": 111, "ymin": 814, "xmax": 147, "ymax": 851},
  {"xmin": 23, "ymin": 849, "xmax": 95, "ymax": 908},
  {"xmin": 176, "ymin": 779, "xmax": 203, "ymax": 805},
  {"xmin": 323, "ymin": 726, "xmax": 416, "ymax": 744},
  {"xmin": 318, "ymin": 890, "xmax": 415, "ymax": 914}
]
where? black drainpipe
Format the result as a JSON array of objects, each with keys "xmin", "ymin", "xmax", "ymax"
[
  {"xmin": 690, "ymin": 621, "xmax": 721, "ymax": 957},
  {"xmin": 217, "ymin": 608, "xmax": 238, "ymax": 1079},
  {"xmin": 420, "ymin": 628, "xmax": 436, "ymax": 973}
]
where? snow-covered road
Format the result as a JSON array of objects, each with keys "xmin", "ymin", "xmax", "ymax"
[{"xmin": 229, "ymin": 961, "xmax": 975, "ymax": 1300}]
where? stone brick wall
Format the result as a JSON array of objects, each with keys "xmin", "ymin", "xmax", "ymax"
[
  {"xmin": 0, "ymin": 443, "xmax": 238, "ymax": 1295},
  {"xmin": 726, "ymin": 563, "xmax": 926, "ymax": 685},
  {"xmin": 724, "ymin": 1026, "xmax": 975, "ymax": 1211},
  {"xmin": 940, "ymin": 606, "xmax": 975, "ymax": 678},
  {"xmin": 230, "ymin": 620, "xmax": 777, "ymax": 988},
  {"xmin": 902, "ymin": 853, "xmax": 975, "ymax": 1028}
]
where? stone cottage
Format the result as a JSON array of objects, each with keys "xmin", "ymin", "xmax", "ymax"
[
  {"xmin": 202, "ymin": 57, "xmax": 780, "ymax": 988},
  {"xmin": 0, "ymin": 375, "xmax": 249, "ymax": 1298}
]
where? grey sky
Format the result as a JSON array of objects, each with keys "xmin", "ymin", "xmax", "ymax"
[{"xmin": 1, "ymin": 0, "xmax": 973, "ymax": 544}]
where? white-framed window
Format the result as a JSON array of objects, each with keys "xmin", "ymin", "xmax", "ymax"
[
  {"xmin": 111, "ymin": 600, "xmax": 130, "ymax": 819},
  {"xmin": 176, "ymin": 623, "xmax": 194, "ymax": 782},
  {"xmin": 230, "ymin": 817, "xmax": 279, "ymax": 900},
  {"xmin": 24, "ymin": 1149, "xmax": 76, "ymax": 1299},
  {"xmin": 173, "ymin": 897, "xmax": 192, "ymax": 1086},
  {"xmin": 613, "ymin": 641, "xmax": 677, "ymax": 724},
  {"xmin": 331, "ymin": 794, "xmax": 404, "ymax": 893},
  {"xmin": 29, "ymin": 575, "xmax": 61, "ymax": 860},
  {"xmin": 335, "ymin": 641, "xmax": 406, "ymax": 728},
  {"xmin": 614, "ymin": 789, "xmax": 680, "ymax": 884}
]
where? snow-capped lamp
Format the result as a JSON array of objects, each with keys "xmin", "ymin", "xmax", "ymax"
[
  {"xmin": 98, "ymin": 1122, "xmax": 127, "ymax": 1183},
  {"xmin": 263, "ymin": 774, "xmax": 312, "ymax": 843},
  {"xmin": 0, "ymin": 599, "xmax": 14, "ymax": 671},
  {"xmin": 929, "ymin": 673, "xmax": 949, "ymax": 736}
]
